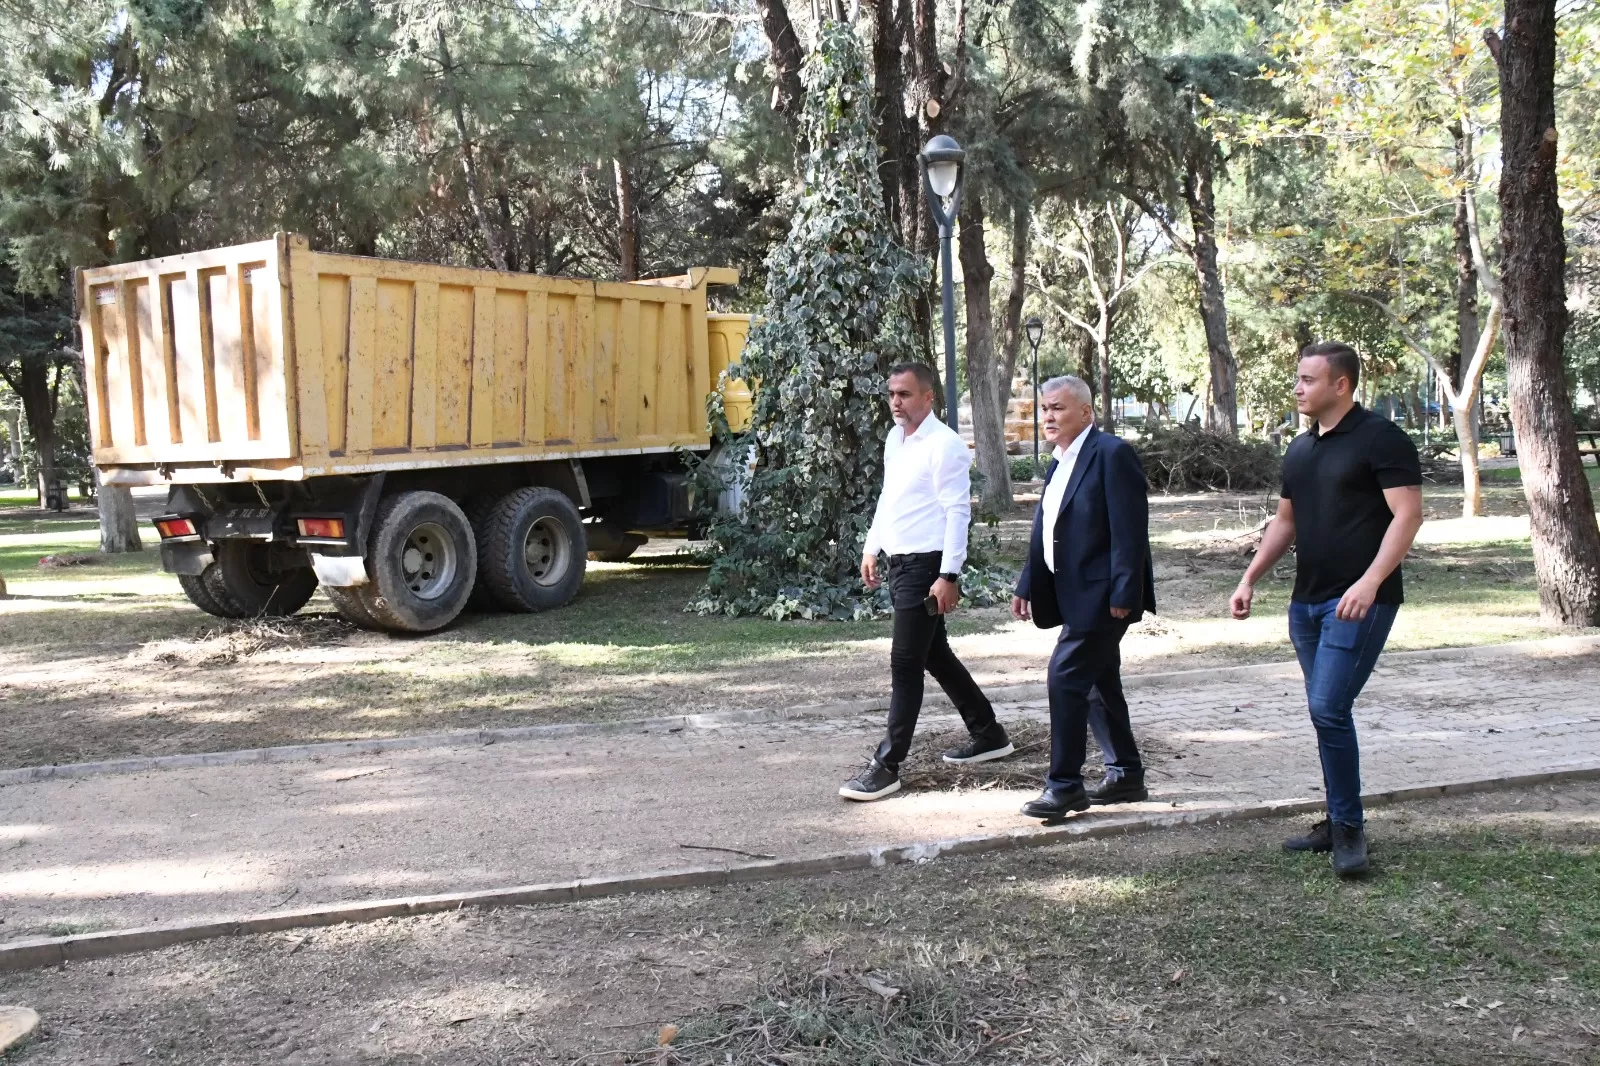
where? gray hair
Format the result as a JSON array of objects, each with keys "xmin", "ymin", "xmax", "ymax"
[{"xmin": 1041, "ymin": 375, "xmax": 1093, "ymax": 406}]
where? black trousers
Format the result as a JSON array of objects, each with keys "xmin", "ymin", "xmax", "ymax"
[
  {"xmin": 874, "ymin": 552, "xmax": 1000, "ymax": 770},
  {"xmin": 1045, "ymin": 623, "xmax": 1143, "ymax": 790}
]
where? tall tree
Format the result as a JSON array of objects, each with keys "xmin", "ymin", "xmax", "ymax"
[
  {"xmin": 0, "ymin": 270, "xmax": 73, "ymax": 507},
  {"xmin": 1489, "ymin": 4, "xmax": 1600, "ymax": 625},
  {"xmin": 1032, "ymin": 199, "xmax": 1168, "ymax": 431}
]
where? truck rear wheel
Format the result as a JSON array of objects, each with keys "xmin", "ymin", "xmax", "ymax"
[
  {"xmin": 324, "ymin": 585, "xmax": 383, "ymax": 631},
  {"xmin": 178, "ymin": 564, "xmax": 238, "ymax": 618},
  {"xmin": 363, "ymin": 491, "xmax": 477, "ymax": 633},
  {"xmin": 480, "ymin": 487, "xmax": 586, "ymax": 612},
  {"xmin": 214, "ymin": 541, "xmax": 318, "ymax": 618},
  {"xmin": 463, "ymin": 495, "xmax": 502, "ymax": 612}
]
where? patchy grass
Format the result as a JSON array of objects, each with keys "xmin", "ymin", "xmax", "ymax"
[
  {"xmin": 0, "ymin": 472, "xmax": 1592, "ymax": 769},
  {"xmin": 2, "ymin": 783, "xmax": 1596, "ymax": 1064}
]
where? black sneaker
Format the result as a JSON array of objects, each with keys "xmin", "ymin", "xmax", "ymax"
[
  {"xmin": 942, "ymin": 728, "xmax": 1016, "ymax": 765},
  {"xmin": 1331, "ymin": 823, "xmax": 1370, "ymax": 878},
  {"xmin": 1283, "ymin": 819, "xmax": 1332, "ymax": 854},
  {"xmin": 839, "ymin": 758, "xmax": 901, "ymax": 802},
  {"xmin": 1087, "ymin": 768, "xmax": 1148, "ymax": 805}
]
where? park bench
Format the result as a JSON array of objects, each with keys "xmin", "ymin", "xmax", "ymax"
[{"xmin": 1579, "ymin": 430, "xmax": 1600, "ymax": 468}]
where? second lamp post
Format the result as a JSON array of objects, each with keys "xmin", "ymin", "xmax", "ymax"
[{"xmin": 919, "ymin": 135, "xmax": 965, "ymax": 431}]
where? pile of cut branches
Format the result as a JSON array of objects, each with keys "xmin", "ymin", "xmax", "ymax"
[{"xmin": 1133, "ymin": 425, "xmax": 1281, "ymax": 494}]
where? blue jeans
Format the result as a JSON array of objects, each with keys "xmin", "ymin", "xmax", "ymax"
[{"xmin": 1287, "ymin": 597, "xmax": 1399, "ymax": 828}]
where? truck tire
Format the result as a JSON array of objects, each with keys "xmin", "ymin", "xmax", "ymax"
[
  {"xmin": 480, "ymin": 487, "xmax": 586, "ymax": 612},
  {"xmin": 214, "ymin": 541, "xmax": 318, "ymax": 618},
  {"xmin": 362, "ymin": 491, "xmax": 477, "ymax": 633},
  {"xmin": 178, "ymin": 564, "xmax": 239, "ymax": 618},
  {"xmin": 324, "ymin": 585, "xmax": 383, "ymax": 631},
  {"xmin": 463, "ymin": 495, "xmax": 502, "ymax": 612}
]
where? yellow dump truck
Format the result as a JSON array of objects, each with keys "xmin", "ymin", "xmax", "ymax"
[{"xmin": 77, "ymin": 233, "xmax": 752, "ymax": 632}]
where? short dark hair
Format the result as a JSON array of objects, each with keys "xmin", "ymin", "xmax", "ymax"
[
  {"xmin": 887, "ymin": 362, "xmax": 938, "ymax": 394},
  {"xmin": 1299, "ymin": 340, "xmax": 1361, "ymax": 391}
]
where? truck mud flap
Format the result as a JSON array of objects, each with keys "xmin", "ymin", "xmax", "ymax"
[{"xmin": 160, "ymin": 541, "xmax": 215, "ymax": 576}]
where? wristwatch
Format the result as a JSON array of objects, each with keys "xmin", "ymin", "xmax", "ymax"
[{"xmin": 940, "ymin": 572, "xmax": 960, "ymax": 583}]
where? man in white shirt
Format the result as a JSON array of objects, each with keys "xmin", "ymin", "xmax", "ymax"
[{"xmin": 840, "ymin": 363, "xmax": 1014, "ymax": 802}]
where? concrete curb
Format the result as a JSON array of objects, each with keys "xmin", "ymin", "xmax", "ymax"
[
  {"xmin": 3, "ymin": 633, "xmax": 1596, "ymax": 789},
  {"xmin": 4, "ymin": 762, "xmax": 1597, "ymax": 975}
]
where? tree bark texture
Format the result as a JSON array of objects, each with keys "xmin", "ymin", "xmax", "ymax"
[
  {"xmin": 871, "ymin": 0, "xmax": 912, "ymax": 236},
  {"xmin": 958, "ymin": 188, "xmax": 1014, "ymax": 516},
  {"xmin": 613, "ymin": 158, "xmax": 640, "ymax": 280},
  {"xmin": 1182, "ymin": 156, "xmax": 1239, "ymax": 436},
  {"xmin": 998, "ymin": 204, "xmax": 1030, "ymax": 398},
  {"xmin": 98, "ymin": 484, "xmax": 143, "ymax": 553},
  {"xmin": 758, "ymin": 0, "xmax": 807, "ymax": 129},
  {"xmin": 1493, "ymin": 2, "xmax": 1600, "ymax": 625}
]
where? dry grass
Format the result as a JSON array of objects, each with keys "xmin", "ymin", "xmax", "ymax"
[{"xmin": 131, "ymin": 615, "xmax": 357, "ymax": 667}]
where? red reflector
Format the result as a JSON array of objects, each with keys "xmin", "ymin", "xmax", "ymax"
[
  {"xmin": 297, "ymin": 518, "xmax": 345, "ymax": 539},
  {"xmin": 155, "ymin": 518, "xmax": 196, "ymax": 539}
]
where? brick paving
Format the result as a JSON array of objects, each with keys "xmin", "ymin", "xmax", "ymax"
[{"xmin": 2, "ymin": 641, "xmax": 1596, "ymax": 942}]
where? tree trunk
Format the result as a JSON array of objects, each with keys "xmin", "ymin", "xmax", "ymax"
[
  {"xmin": 15, "ymin": 360, "xmax": 59, "ymax": 508},
  {"xmin": 1493, "ymin": 3, "xmax": 1600, "ymax": 625},
  {"xmin": 871, "ymin": 0, "xmax": 911, "ymax": 234},
  {"xmin": 438, "ymin": 28, "xmax": 509, "ymax": 272},
  {"xmin": 1452, "ymin": 133, "xmax": 1482, "ymax": 447},
  {"xmin": 614, "ymin": 158, "xmax": 640, "ymax": 280},
  {"xmin": 1095, "ymin": 334, "xmax": 1114, "ymax": 432},
  {"xmin": 1182, "ymin": 155, "xmax": 1238, "ymax": 436},
  {"xmin": 1452, "ymin": 402, "xmax": 1483, "ymax": 518},
  {"xmin": 958, "ymin": 189, "xmax": 1014, "ymax": 517},
  {"xmin": 99, "ymin": 483, "xmax": 143, "ymax": 553},
  {"xmin": 998, "ymin": 203, "xmax": 1030, "ymax": 397},
  {"xmin": 758, "ymin": 0, "xmax": 807, "ymax": 131}
]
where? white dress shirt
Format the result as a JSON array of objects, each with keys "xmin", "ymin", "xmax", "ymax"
[
  {"xmin": 863, "ymin": 414, "xmax": 972, "ymax": 574},
  {"xmin": 1040, "ymin": 426, "xmax": 1090, "ymax": 573}
]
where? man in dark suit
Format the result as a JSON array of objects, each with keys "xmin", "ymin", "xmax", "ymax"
[{"xmin": 1012, "ymin": 376, "xmax": 1156, "ymax": 819}]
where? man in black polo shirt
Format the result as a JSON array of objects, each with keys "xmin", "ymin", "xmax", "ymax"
[{"xmin": 1230, "ymin": 341, "xmax": 1423, "ymax": 877}]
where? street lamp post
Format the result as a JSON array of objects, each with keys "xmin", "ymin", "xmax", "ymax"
[
  {"xmin": 1024, "ymin": 316, "xmax": 1044, "ymax": 478},
  {"xmin": 919, "ymin": 135, "xmax": 966, "ymax": 431}
]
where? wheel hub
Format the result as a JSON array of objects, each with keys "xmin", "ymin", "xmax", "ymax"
[
  {"xmin": 523, "ymin": 517, "xmax": 572, "ymax": 587},
  {"xmin": 400, "ymin": 522, "xmax": 457, "ymax": 600}
]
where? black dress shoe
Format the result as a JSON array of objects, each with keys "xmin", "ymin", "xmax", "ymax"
[
  {"xmin": 1020, "ymin": 786, "xmax": 1090, "ymax": 820},
  {"xmin": 1331, "ymin": 822, "xmax": 1370, "ymax": 878},
  {"xmin": 1283, "ymin": 819, "xmax": 1332, "ymax": 853},
  {"xmin": 1087, "ymin": 769, "xmax": 1148, "ymax": 805}
]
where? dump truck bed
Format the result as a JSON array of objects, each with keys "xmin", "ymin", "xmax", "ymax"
[{"xmin": 78, "ymin": 234, "xmax": 743, "ymax": 484}]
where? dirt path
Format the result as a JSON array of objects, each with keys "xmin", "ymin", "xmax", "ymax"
[
  {"xmin": 3, "ymin": 642, "xmax": 1597, "ymax": 944},
  {"xmin": 2, "ymin": 783, "xmax": 1596, "ymax": 1065}
]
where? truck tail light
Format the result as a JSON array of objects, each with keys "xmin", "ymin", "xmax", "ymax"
[
  {"xmin": 297, "ymin": 518, "xmax": 346, "ymax": 539},
  {"xmin": 155, "ymin": 518, "xmax": 197, "ymax": 539}
]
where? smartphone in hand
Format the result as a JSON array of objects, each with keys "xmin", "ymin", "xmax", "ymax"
[{"xmin": 923, "ymin": 594, "xmax": 940, "ymax": 616}]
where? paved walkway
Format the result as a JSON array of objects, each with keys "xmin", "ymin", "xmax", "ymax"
[{"xmin": 3, "ymin": 641, "xmax": 1598, "ymax": 943}]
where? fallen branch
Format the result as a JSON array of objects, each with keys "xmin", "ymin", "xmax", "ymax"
[{"xmin": 677, "ymin": 843, "xmax": 778, "ymax": 860}]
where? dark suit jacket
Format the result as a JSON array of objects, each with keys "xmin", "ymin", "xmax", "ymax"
[{"xmin": 1015, "ymin": 426, "xmax": 1156, "ymax": 632}]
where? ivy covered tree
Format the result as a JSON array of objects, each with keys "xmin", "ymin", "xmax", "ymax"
[{"xmin": 689, "ymin": 21, "xmax": 926, "ymax": 620}]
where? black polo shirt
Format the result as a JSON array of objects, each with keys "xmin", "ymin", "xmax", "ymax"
[{"xmin": 1281, "ymin": 404, "xmax": 1422, "ymax": 605}]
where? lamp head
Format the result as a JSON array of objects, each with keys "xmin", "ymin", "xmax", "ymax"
[
  {"xmin": 919, "ymin": 135, "xmax": 965, "ymax": 198},
  {"xmin": 1024, "ymin": 315, "xmax": 1044, "ymax": 348}
]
